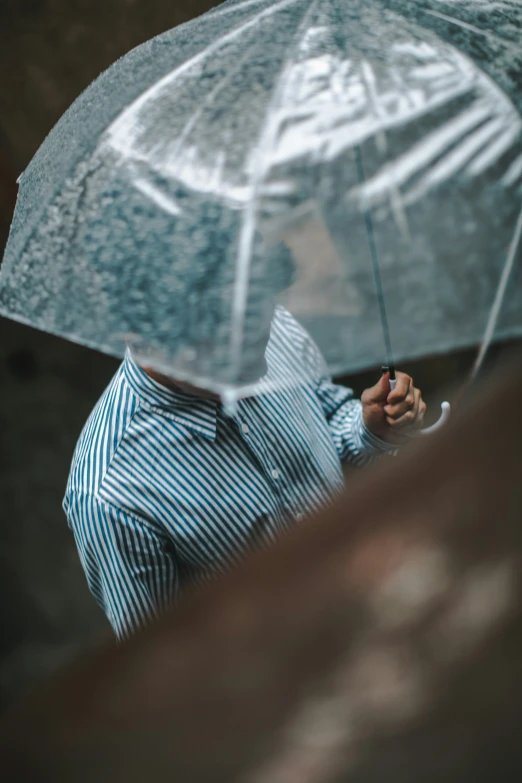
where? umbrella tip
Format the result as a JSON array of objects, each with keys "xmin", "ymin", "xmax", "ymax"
[{"xmin": 382, "ymin": 365, "xmax": 396, "ymax": 380}]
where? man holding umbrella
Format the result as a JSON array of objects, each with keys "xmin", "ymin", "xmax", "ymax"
[
  {"xmin": 4, "ymin": 0, "xmax": 518, "ymax": 639},
  {"xmin": 63, "ymin": 305, "xmax": 426, "ymax": 638}
]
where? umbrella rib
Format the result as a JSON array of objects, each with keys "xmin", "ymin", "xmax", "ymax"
[
  {"xmin": 471, "ymin": 203, "xmax": 522, "ymax": 381},
  {"xmin": 229, "ymin": 0, "xmax": 319, "ymax": 379},
  {"xmin": 105, "ymin": 0, "xmax": 301, "ymax": 157},
  {"xmin": 425, "ymin": 9, "xmax": 518, "ymax": 52},
  {"xmin": 167, "ymin": 41, "xmax": 256, "ymax": 174},
  {"xmin": 209, "ymin": 0, "xmax": 274, "ymax": 20},
  {"xmin": 354, "ymin": 146, "xmax": 395, "ymax": 374}
]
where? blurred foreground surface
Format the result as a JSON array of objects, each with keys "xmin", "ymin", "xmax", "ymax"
[{"xmin": 1, "ymin": 358, "xmax": 521, "ymax": 783}]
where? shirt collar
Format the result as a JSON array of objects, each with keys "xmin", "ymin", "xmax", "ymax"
[{"xmin": 123, "ymin": 351, "xmax": 218, "ymax": 441}]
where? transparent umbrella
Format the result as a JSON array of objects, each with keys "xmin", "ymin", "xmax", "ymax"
[{"xmin": 1, "ymin": 0, "xmax": 521, "ymax": 406}]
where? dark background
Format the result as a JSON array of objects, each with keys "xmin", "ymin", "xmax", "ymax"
[
  {"xmin": 0, "ymin": 0, "xmax": 517, "ymax": 710},
  {"xmin": 0, "ymin": 0, "xmax": 225, "ymax": 709}
]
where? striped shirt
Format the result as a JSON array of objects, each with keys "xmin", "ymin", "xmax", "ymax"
[{"xmin": 64, "ymin": 308, "xmax": 395, "ymax": 638}]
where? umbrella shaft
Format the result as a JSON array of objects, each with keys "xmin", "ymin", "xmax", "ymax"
[{"xmin": 354, "ymin": 147, "xmax": 395, "ymax": 372}]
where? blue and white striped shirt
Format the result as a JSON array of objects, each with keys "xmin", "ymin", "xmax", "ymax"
[{"xmin": 64, "ymin": 308, "xmax": 395, "ymax": 638}]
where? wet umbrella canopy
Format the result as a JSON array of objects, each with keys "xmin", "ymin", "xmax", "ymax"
[{"xmin": 0, "ymin": 0, "xmax": 521, "ymax": 400}]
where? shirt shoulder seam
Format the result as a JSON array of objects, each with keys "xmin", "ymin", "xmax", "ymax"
[
  {"xmin": 67, "ymin": 380, "xmax": 144, "ymax": 497},
  {"xmin": 66, "ymin": 488, "xmax": 165, "ymax": 533},
  {"xmin": 97, "ymin": 379, "xmax": 146, "ymax": 487}
]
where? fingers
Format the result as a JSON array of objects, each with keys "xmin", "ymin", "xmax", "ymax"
[
  {"xmin": 387, "ymin": 372, "xmax": 411, "ymax": 403},
  {"xmin": 385, "ymin": 374, "xmax": 414, "ymax": 419},
  {"xmin": 385, "ymin": 387, "xmax": 426, "ymax": 430},
  {"xmin": 362, "ymin": 372, "xmax": 393, "ymax": 406},
  {"xmin": 363, "ymin": 372, "xmax": 416, "ymax": 409},
  {"xmin": 361, "ymin": 371, "xmax": 427, "ymax": 440},
  {"xmin": 417, "ymin": 397, "xmax": 428, "ymax": 428}
]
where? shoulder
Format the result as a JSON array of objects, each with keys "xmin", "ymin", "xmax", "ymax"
[
  {"xmin": 65, "ymin": 363, "xmax": 143, "ymax": 498},
  {"xmin": 63, "ymin": 488, "xmax": 153, "ymax": 535},
  {"xmin": 272, "ymin": 306, "xmax": 310, "ymax": 343}
]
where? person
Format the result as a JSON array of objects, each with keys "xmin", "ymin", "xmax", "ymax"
[{"xmin": 63, "ymin": 306, "xmax": 426, "ymax": 638}]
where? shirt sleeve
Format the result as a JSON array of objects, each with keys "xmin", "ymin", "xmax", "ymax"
[
  {"xmin": 285, "ymin": 309, "xmax": 397, "ymax": 466},
  {"xmin": 65, "ymin": 491, "xmax": 178, "ymax": 640},
  {"xmin": 315, "ymin": 376, "xmax": 398, "ymax": 466}
]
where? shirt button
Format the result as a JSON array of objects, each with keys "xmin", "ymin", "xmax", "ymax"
[
  {"xmin": 271, "ymin": 469, "xmax": 280, "ymax": 480},
  {"xmin": 241, "ymin": 423, "xmax": 250, "ymax": 435},
  {"xmin": 296, "ymin": 512, "xmax": 304, "ymax": 521}
]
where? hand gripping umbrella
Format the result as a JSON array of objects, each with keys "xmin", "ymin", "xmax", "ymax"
[
  {"xmin": 355, "ymin": 145, "xmax": 451, "ymax": 434},
  {"xmin": 1, "ymin": 0, "xmax": 521, "ymax": 414}
]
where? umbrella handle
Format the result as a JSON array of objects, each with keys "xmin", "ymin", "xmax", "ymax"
[
  {"xmin": 387, "ymin": 373, "xmax": 451, "ymax": 435},
  {"xmin": 419, "ymin": 401, "xmax": 451, "ymax": 436}
]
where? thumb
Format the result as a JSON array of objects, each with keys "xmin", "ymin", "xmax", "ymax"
[{"xmin": 363, "ymin": 371, "xmax": 391, "ymax": 405}]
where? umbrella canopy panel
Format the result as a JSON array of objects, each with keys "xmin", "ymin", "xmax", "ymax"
[{"xmin": 1, "ymin": 0, "xmax": 521, "ymax": 394}]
